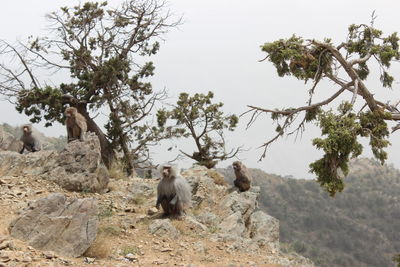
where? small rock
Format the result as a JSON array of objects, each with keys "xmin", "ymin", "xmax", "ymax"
[
  {"xmin": 160, "ymin": 247, "xmax": 172, "ymax": 252},
  {"xmin": 0, "ymin": 240, "xmax": 13, "ymax": 250},
  {"xmin": 22, "ymin": 256, "xmax": 32, "ymax": 263},
  {"xmin": 43, "ymin": 251, "xmax": 57, "ymax": 259},
  {"xmin": 148, "ymin": 219, "xmax": 180, "ymax": 239},
  {"xmin": 84, "ymin": 257, "xmax": 95, "ymax": 264},
  {"xmin": 124, "ymin": 207, "xmax": 136, "ymax": 213},
  {"xmin": 0, "ymin": 251, "xmax": 10, "ymax": 263},
  {"xmin": 147, "ymin": 207, "xmax": 158, "ymax": 215},
  {"xmin": 193, "ymin": 241, "xmax": 205, "ymax": 254},
  {"xmin": 125, "ymin": 253, "xmax": 138, "ymax": 262}
]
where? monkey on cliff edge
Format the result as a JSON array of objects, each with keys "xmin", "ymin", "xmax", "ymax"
[
  {"xmin": 232, "ymin": 161, "xmax": 252, "ymax": 192},
  {"xmin": 156, "ymin": 164, "xmax": 192, "ymax": 216}
]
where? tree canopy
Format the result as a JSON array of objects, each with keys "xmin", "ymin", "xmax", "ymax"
[
  {"xmin": 245, "ymin": 19, "xmax": 400, "ymax": 196},
  {"xmin": 157, "ymin": 91, "xmax": 240, "ymax": 168},
  {"xmin": 0, "ymin": 0, "xmax": 180, "ymax": 174}
]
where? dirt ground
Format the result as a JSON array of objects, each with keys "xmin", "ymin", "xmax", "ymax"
[{"xmin": 0, "ymin": 174, "xmax": 281, "ymax": 267}]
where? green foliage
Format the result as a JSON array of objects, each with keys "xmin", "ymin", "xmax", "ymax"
[
  {"xmin": 309, "ymin": 103, "xmax": 390, "ymax": 196},
  {"xmin": 16, "ymin": 87, "xmax": 65, "ymax": 126},
  {"xmin": 256, "ymin": 22, "xmax": 400, "ymax": 195},
  {"xmin": 158, "ymin": 91, "xmax": 240, "ymax": 168},
  {"xmin": 1, "ymin": 1, "xmax": 179, "ymax": 173},
  {"xmin": 310, "ymin": 103, "xmax": 363, "ymax": 196},
  {"xmin": 261, "ymin": 35, "xmax": 332, "ymax": 82}
]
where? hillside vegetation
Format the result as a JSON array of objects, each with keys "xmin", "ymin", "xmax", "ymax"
[{"xmin": 221, "ymin": 158, "xmax": 400, "ymax": 267}]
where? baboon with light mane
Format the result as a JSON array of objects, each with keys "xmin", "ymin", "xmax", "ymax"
[
  {"xmin": 156, "ymin": 164, "xmax": 192, "ymax": 216},
  {"xmin": 232, "ymin": 161, "xmax": 252, "ymax": 192},
  {"xmin": 64, "ymin": 107, "xmax": 87, "ymax": 142},
  {"xmin": 19, "ymin": 125, "xmax": 41, "ymax": 154}
]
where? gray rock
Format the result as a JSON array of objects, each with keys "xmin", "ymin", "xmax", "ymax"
[
  {"xmin": 220, "ymin": 188, "xmax": 259, "ymax": 220},
  {"xmin": 218, "ymin": 212, "xmax": 246, "ymax": 237},
  {"xmin": 184, "ymin": 215, "xmax": 208, "ymax": 233},
  {"xmin": 9, "ymin": 193, "xmax": 99, "ymax": 257},
  {"xmin": 195, "ymin": 211, "xmax": 220, "ymax": 227},
  {"xmin": 127, "ymin": 183, "xmax": 154, "ymax": 197},
  {"xmin": 249, "ymin": 211, "xmax": 280, "ymax": 253},
  {"xmin": 43, "ymin": 133, "xmax": 109, "ymax": 192},
  {"xmin": 193, "ymin": 241, "xmax": 205, "ymax": 254},
  {"xmin": 0, "ymin": 133, "xmax": 109, "ymax": 193},
  {"xmin": 148, "ymin": 219, "xmax": 180, "ymax": 239},
  {"xmin": 0, "ymin": 126, "xmax": 21, "ymax": 152}
]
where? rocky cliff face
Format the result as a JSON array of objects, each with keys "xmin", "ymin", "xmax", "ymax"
[
  {"xmin": 0, "ymin": 132, "xmax": 109, "ymax": 193},
  {"xmin": 0, "ymin": 129, "xmax": 313, "ymax": 266}
]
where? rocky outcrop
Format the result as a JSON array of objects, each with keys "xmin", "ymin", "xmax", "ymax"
[
  {"xmin": 181, "ymin": 166, "xmax": 314, "ymax": 266},
  {"xmin": 43, "ymin": 133, "xmax": 109, "ymax": 192},
  {"xmin": 0, "ymin": 125, "xmax": 21, "ymax": 152},
  {"xmin": 8, "ymin": 193, "xmax": 98, "ymax": 257},
  {"xmin": 0, "ymin": 133, "xmax": 109, "ymax": 193}
]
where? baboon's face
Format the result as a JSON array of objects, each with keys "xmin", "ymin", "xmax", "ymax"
[
  {"xmin": 162, "ymin": 166, "xmax": 172, "ymax": 179},
  {"xmin": 232, "ymin": 162, "xmax": 241, "ymax": 171},
  {"xmin": 64, "ymin": 107, "xmax": 77, "ymax": 118},
  {"xmin": 22, "ymin": 126, "xmax": 32, "ymax": 134}
]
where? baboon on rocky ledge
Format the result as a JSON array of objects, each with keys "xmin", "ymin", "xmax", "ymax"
[
  {"xmin": 64, "ymin": 107, "xmax": 87, "ymax": 142},
  {"xmin": 156, "ymin": 164, "xmax": 192, "ymax": 216},
  {"xmin": 232, "ymin": 161, "xmax": 252, "ymax": 192}
]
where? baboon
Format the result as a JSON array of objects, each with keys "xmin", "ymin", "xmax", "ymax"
[
  {"xmin": 19, "ymin": 125, "xmax": 41, "ymax": 154},
  {"xmin": 156, "ymin": 164, "xmax": 192, "ymax": 216},
  {"xmin": 64, "ymin": 107, "xmax": 87, "ymax": 142},
  {"xmin": 232, "ymin": 161, "xmax": 252, "ymax": 192}
]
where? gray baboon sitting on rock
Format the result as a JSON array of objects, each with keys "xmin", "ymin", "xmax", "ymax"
[{"xmin": 156, "ymin": 164, "xmax": 192, "ymax": 216}]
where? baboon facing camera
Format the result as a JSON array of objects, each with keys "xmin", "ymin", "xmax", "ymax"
[
  {"xmin": 19, "ymin": 125, "xmax": 41, "ymax": 154},
  {"xmin": 156, "ymin": 164, "xmax": 192, "ymax": 216}
]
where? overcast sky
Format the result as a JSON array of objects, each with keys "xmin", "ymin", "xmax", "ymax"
[{"xmin": 1, "ymin": 0, "xmax": 400, "ymax": 178}]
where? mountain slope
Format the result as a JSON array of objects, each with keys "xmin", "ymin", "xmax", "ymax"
[{"xmin": 220, "ymin": 158, "xmax": 400, "ymax": 267}]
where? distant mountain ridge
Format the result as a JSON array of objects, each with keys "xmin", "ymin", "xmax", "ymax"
[{"xmin": 219, "ymin": 158, "xmax": 400, "ymax": 267}]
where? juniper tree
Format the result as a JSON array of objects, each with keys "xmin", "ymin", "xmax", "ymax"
[
  {"xmin": 157, "ymin": 91, "xmax": 240, "ymax": 168},
  {"xmin": 0, "ymin": 1, "xmax": 180, "ymax": 174},
  {"xmin": 245, "ymin": 17, "xmax": 400, "ymax": 196}
]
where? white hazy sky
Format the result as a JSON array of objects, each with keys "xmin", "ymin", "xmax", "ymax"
[{"xmin": 1, "ymin": 0, "xmax": 400, "ymax": 178}]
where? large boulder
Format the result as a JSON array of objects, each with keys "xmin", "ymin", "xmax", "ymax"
[
  {"xmin": 8, "ymin": 193, "xmax": 99, "ymax": 257},
  {"xmin": 0, "ymin": 132, "xmax": 109, "ymax": 193},
  {"xmin": 43, "ymin": 133, "xmax": 109, "ymax": 192}
]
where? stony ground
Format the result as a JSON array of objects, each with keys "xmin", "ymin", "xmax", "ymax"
[{"xmin": 0, "ymin": 173, "xmax": 286, "ymax": 267}]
